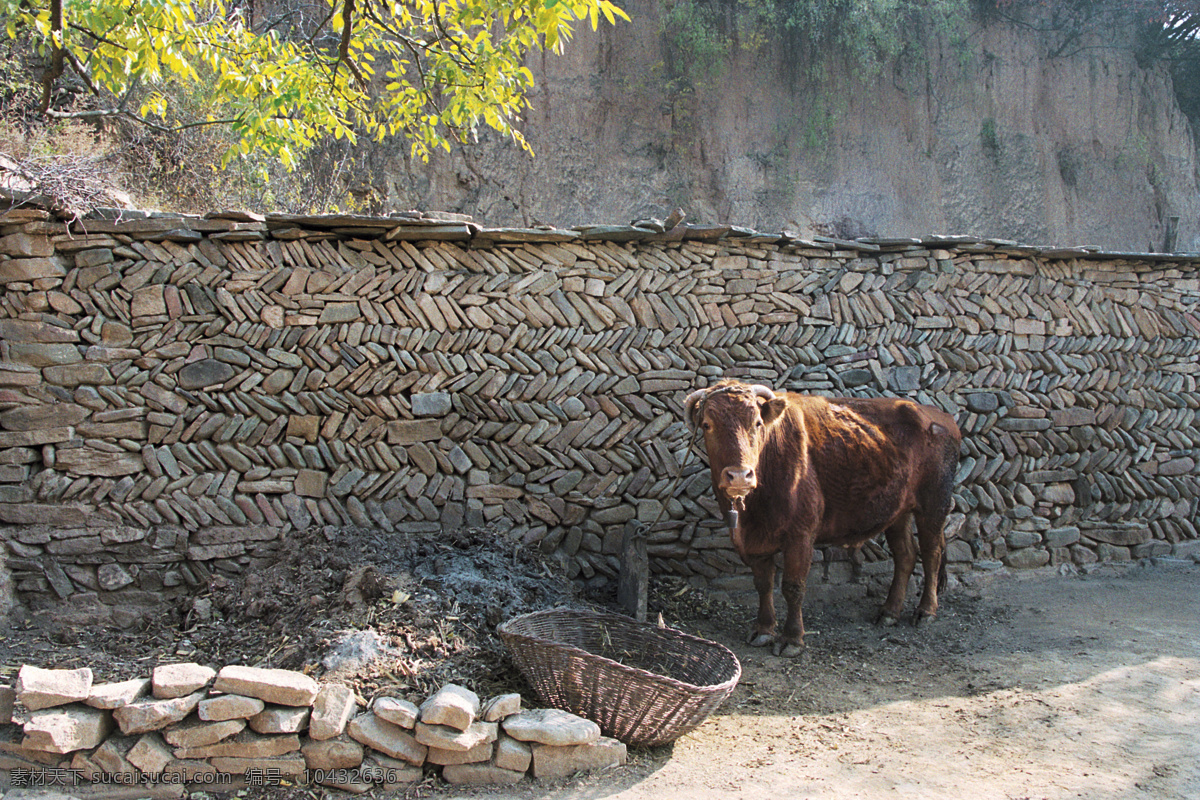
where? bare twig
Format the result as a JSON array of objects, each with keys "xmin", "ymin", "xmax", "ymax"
[
  {"xmin": 0, "ymin": 150, "xmax": 123, "ymax": 220},
  {"xmin": 67, "ymin": 21, "xmax": 131, "ymax": 51},
  {"xmin": 45, "ymin": 107, "xmax": 241, "ymax": 134},
  {"xmin": 307, "ymin": 5, "xmax": 338, "ymax": 47}
]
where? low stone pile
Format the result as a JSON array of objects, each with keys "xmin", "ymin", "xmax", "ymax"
[{"xmin": 1, "ymin": 663, "xmax": 627, "ymax": 795}]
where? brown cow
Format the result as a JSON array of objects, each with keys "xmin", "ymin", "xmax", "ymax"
[{"xmin": 683, "ymin": 380, "xmax": 962, "ymax": 657}]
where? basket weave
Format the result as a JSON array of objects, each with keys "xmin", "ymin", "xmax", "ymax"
[{"xmin": 498, "ymin": 608, "xmax": 741, "ymax": 747}]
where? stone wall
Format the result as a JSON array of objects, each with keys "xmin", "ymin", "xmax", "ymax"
[{"xmin": 1, "ymin": 205, "xmax": 1199, "ymax": 624}]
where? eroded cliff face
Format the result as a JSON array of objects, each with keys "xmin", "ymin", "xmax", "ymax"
[{"xmin": 375, "ymin": 3, "xmax": 1200, "ymax": 251}]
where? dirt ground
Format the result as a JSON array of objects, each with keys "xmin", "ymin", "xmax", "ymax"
[
  {"xmin": 474, "ymin": 561, "xmax": 1200, "ymax": 800},
  {"xmin": 3, "ymin": 527, "xmax": 1199, "ymax": 800}
]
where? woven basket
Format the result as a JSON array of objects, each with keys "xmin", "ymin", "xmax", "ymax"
[{"xmin": 498, "ymin": 608, "xmax": 741, "ymax": 747}]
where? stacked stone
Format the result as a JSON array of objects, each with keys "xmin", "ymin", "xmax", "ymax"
[
  {"xmin": 2, "ymin": 665, "xmax": 625, "ymax": 792},
  {"xmin": 1, "ymin": 205, "xmax": 1198, "ymax": 619}
]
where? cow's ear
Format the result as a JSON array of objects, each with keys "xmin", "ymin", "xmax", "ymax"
[
  {"xmin": 761, "ymin": 397, "xmax": 787, "ymax": 425},
  {"xmin": 684, "ymin": 389, "xmax": 707, "ymax": 429}
]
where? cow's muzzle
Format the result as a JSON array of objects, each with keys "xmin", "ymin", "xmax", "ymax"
[
  {"xmin": 720, "ymin": 466, "xmax": 756, "ymax": 495},
  {"xmin": 719, "ymin": 467, "xmax": 754, "ymax": 534}
]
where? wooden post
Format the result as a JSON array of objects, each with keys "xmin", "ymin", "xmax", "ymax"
[{"xmin": 618, "ymin": 520, "xmax": 648, "ymax": 622}]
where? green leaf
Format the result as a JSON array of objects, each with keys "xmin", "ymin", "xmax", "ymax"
[{"xmin": 13, "ymin": 0, "xmax": 626, "ymax": 168}]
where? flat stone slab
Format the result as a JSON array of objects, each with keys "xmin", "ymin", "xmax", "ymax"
[
  {"xmin": 1085, "ymin": 526, "xmax": 1152, "ymax": 546},
  {"xmin": 1, "ymin": 739, "xmax": 69, "ymax": 767},
  {"xmin": 502, "ymin": 708, "xmax": 601, "ymax": 746},
  {"xmin": 415, "ymin": 720, "xmax": 497, "ymax": 752},
  {"xmin": 372, "ymin": 696, "xmax": 418, "ymax": 729},
  {"xmin": 495, "ymin": 735, "xmax": 532, "ymax": 773},
  {"xmin": 249, "ymin": 704, "xmax": 310, "ymax": 734},
  {"xmin": 197, "ymin": 694, "xmax": 265, "ymax": 721},
  {"xmin": 212, "ymin": 665, "xmax": 319, "ymax": 707},
  {"xmin": 23, "ymin": 706, "xmax": 113, "ymax": 753},
  {"xmin": 126, "ymin": 733, "xmax": 174, "ymax": 776},
  {"xmin": 363, "ymin": 754, "xmax": 424, "ymax": 788},
  {"xmin": 482, "ymin": 693, "xmax": 522, "ymax": 722},
  {"xmin": 531, "ymin": 737, "xmax": 627, "ymax": 780},
  {"xmin": 162, "ymin": 718, "xmax": 246, "ymax": 748},
  {"xmin": 177, "ymin": 359, "xmax": 235, "ymax": 390},
  {"xmin": 86, "ymin": 678, "xmax": 150, "ymax": 710},
  {"xmin": 347, "ymin": 713, "xmax": 427, "ymax": 765},
  {"xmin": 88, "ymin": 735, "xmax": 135, "ymax": 775},
  {"xmin": 172, "ymin": 732, "xmax": 301, "ymax": 760},
  {"xmin": 302, "ymin": 737, "xmax": 365, "ymax": 770},
  {"xmin": 67, "ymin": 752, "xmax": 107, "ymax": 785},
  {"xmin": 17, "ymin": 665, "xmax": 93, "ymax": 710},
  {"xmin": 309, "ymin": 684, "xmax": 357, "ymax": 740},
  {"xmin": 443, "ymin": 762, "xmax": 527, "ymax": 785},
  {"xmin": 112, "ymin": 691, "xmax": 205, "ymax": 735},
  {"xmin": 411, "ymin": 391, "xmax": 452, "ymax": 416},
  {"xmin": 152, "ymin": 663, "xmax": 216, "ymax": 699},
  {"xmin": 418, "ymin": 683, "xmax": 478, "ymax": 731},
  {"xmin": 425, "ymin": 740, "xmax": 494, "ymax": 765}
]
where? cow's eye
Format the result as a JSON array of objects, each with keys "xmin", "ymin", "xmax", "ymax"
[
  {"xmin": 701, "ymin": 421, "xmax": 712, "ymax": 431},
  {"xmin": 755, "ymin": 419, "xmax": 764, "ymax": 428}
]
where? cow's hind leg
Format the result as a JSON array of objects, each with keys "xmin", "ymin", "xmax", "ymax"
[
  {"xmin": 878, "ymin": 514, "xmax": 916, "ymax": 626},
  {"xmin": 746, "ymin": 554, "xmax": 777, "ymax": 647},
  {"xmin": 913, "ymin": 501, "xmax": 950, "ymax": 626},
  {"xmin": 912, "ymin": 442, "xmax": 957, "ymax": 626}
]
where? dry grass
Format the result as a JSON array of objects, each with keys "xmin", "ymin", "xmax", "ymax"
[{"xmin": 0, "ymin": 54, "xmax": 134, "ymax": 219}]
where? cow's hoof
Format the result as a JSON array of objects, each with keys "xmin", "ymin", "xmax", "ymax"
[
  {"xmin": 914, "ymin": 611, "xmax": 938, "ymax": 628},
  {"xmin": 747, "ymin": 632, "xmax": 774, "ymax": 648},
  {"xmin": 876, "ymin": 613, "xmax": 900, "ymax": 627},
  {"xmin": 772, "ymin": 641, "xmax": 805, "ymax": 658}
]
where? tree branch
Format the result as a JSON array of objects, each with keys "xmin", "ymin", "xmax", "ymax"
[
  {"xmin": 44, "ymin": 107, "xmax": 242, "ymax": 135},
  {"xmin": 307, "ymin": 6, "xmax": 338, "ymax": 47},
  {"xmin": 39, "ymin": 0, "xmax": 65, "ymax": 112},
  {"xmin": 431, "ymin": 3, "xmax": 479, "ymax": 68},
  {"xmin": 360, "ymin": 1, "xmax": 435, "ymax": 90},
  {"xmin": 67, "ymin": 21, "xmax": 130, "ymax": 50},
  {"xmin": 63, "ymin": 49, "xmax": 101, "ymax": 97},
  {"xmin": 335, "ymin": 0, "xmax": 370, "ymax": 89},
  {"xmin": 259, "ymin": 9, "xmax": 305, "ymax": 36}
]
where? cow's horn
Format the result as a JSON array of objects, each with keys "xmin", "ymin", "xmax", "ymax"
[
  {"xmin": 683, "ymin": 387, "xmax": 710, "ymax": 428},
  {"xmin": 750, "ymin": 385, "xmax": 777, "ymax": 400}
]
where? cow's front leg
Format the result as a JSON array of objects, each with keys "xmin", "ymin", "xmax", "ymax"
[
  {"xmin": 775, "ymin": 539, "xmax": 814, "ymax": 657},
  {"xmin": 746, "ymin": 554, "xmax": 777, "ymax": 647}
]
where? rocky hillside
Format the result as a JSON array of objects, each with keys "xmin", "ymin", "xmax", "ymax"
[{"xmin": 371, "ymin": 0, "xmax": 1200, "ymax": 253}]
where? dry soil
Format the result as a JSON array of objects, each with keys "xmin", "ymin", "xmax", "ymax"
[
  {"xmin": 461, "ymin": 561, "xmax": 1200, "ymax": 800},
  {"xmin": 4, "ymin": 528, "xmax": 1199, "ymax": 800}
]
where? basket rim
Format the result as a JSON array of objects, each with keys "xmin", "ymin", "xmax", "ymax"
[{"xmin": 498, "ymin": 607, "xmax": 742, "ymax": 695}]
